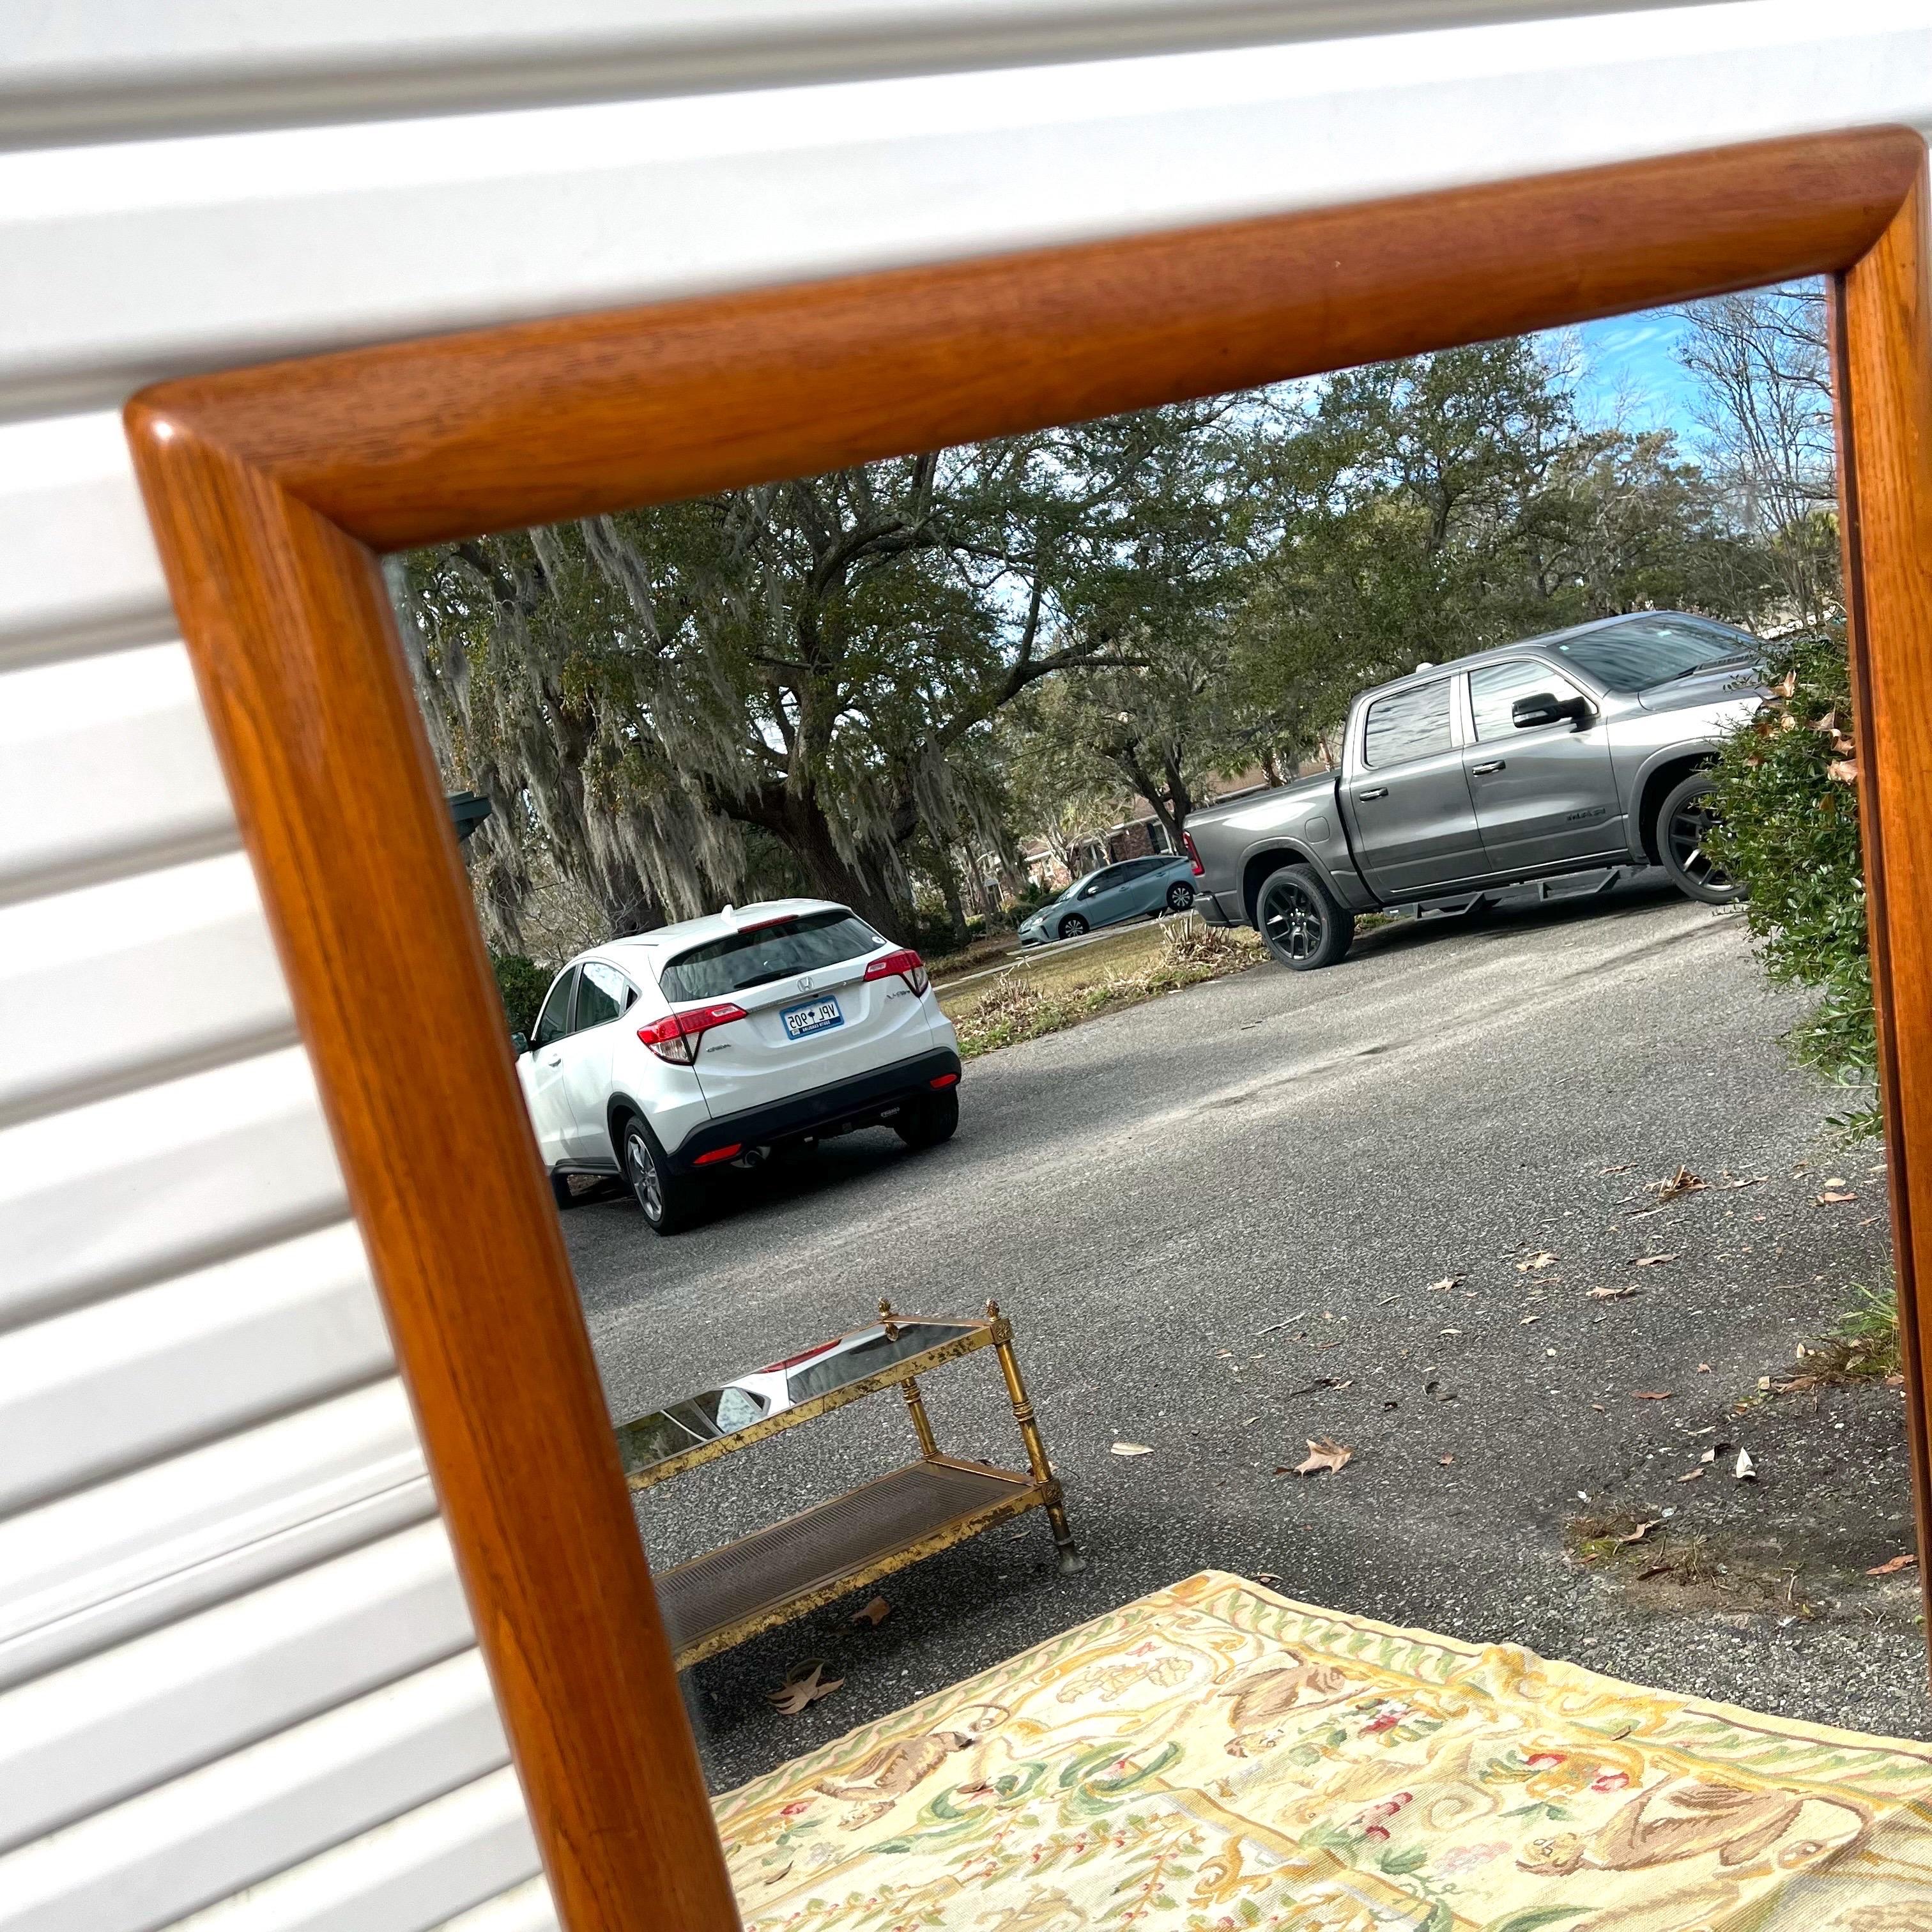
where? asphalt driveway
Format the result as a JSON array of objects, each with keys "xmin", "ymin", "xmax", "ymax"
[{"xmin": 561, "ymin": 875, "xmax": 1921, "ymax": 1792}]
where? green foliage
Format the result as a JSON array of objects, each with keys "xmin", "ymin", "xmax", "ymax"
[
  {"xmin": 1703, "ymin": 625, "xmax": 1876, "ymax": 1136},
  {"xmin": 491, "ymin": 953, "xmax": 553, "ymax": 1039}
]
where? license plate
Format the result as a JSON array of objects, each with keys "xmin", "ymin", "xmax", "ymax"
[{"xmin": 781, "ymin": 995, "xmax": 843, "ymax": 1040}]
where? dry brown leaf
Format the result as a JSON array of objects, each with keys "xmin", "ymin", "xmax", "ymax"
[
  {"xmin": 1618, "ymin": 1520, "xmax": 1662, "ymax": 1544},
  {"xmin": 1426, "ymin": 1274, "xmax": 1465, "ymax": 1292},
  {"xmin": 1655, "ymin": 1166, "xmax": 1707, "ymax": 1200},
  {"xmin": 1520, "ymin": 1315, "xmax": 1541, "ymax": 1326},
  {"xmin": 1587, "ymin": 1285, "xmax": 1639, "ymax": 1301},
  {"xmin": 1813, "ymin": 707, "xmax": 1839, "ymax": 737},
  {"xmin": 1598, "ymin": 1163, "xmax": 1633, "ymax": 1174},
  {"xmin": 1816, "ymin": 1189, "xmax": 1859, "ymax": 1205},
  {"xmin": 1678, "ymin": 1468, "xmax": 1704, "ymax": 1483},
  {"xmin": 1632, "ymin": 1254, "xmax": 1679, "ymax": 1268},
  {"xmin": 1887, "ymin": 1372, "xmax": 1908, "ymax": 1388},
  {"xmin": 767, "ymin": 1660, "xmax": 845, "ymax": 1716},
  {"xmin": 1110, "ymin": 1441, "xmax": 1154, "ymax": 1457},
  {"xmin": 1697, "ymin": 1363, "xmax": 1713, "ymax": 1374},
  {"xmin": 1867, "ymin": 1554, "xmax": 1918, "ymax": 1576},
  {"xmin": 1517, "ymin": 1252, "xmax": 1560, "ymax": 1273},
  {"xmin": 850, "ymin": 1597, "xmax": 891, "ymax": 1628},
  {"xmin": 1439, "ymin": 1454, "xmax": 1455, "ymax": 1466},
  {"xmin": 1294, "ymin": 1438, "xmax": 1353, "ymax": 1477},
  {"xmin": 1735, "ymin": 1448, "xmax": 1756, "ymax": 1481},
  {"xmin": 1254, "ymin": 1571, "xmax": 1282, "ymax": 1584},
  {"xmin": 1828, "ymin": 758, "xmax": 1859, "ymax": 785},
  {"xmin": 1632, "ymin": 1391, "xmax": 1674, "ymax": 1402}
]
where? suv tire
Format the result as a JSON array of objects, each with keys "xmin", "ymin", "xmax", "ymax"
[
  {"xmin": 895, "ymin": 1087, "xmax": 959, "ymax": 1149},
  {"xmin": 1256, "ymin": 862, "xmax": 1354, "ymax": 970},
  {"xmin": 1057, "ymin": 913, "xmax": 1089, "ymax": 939},
  {"xmin": 1656, "ymin": 770, "xmax": 1744, "ymax": 905},
  {"xmin": 622, "ymin": 1114, "xmax": 702, "ymax": 1235}
]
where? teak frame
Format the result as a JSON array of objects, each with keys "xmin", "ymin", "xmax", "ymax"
[{"xmin": 125, "ymin": 128, "xmax": 1929, "ymax": 1931}]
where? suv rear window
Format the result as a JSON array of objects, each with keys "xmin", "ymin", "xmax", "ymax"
[{"xmin": 659, "ymin": 908, "xmax": 883, "ymax": 1002}]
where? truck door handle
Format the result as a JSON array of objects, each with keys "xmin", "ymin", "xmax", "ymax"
[
  {"xmin": 1355, "ymin": 786, "xmax": 1388, "ymax": 802},
  {"xmin": 1473, "ymin": 759, "xmax": 1506, "ymax": 775}
]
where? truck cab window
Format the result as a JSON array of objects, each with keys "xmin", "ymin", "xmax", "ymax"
[
  {"xmin": 1469, "ymin": 661, "xmax": 1588, "ymax": 739},
  {"xmin": 1362, "ymin": 678, "xmax": 1452, "ymax": 767}
]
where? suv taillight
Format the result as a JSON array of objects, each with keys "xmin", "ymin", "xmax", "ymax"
[
  {"xmin": 637, "ymin": 1000, "xmax": 746, "ymax": 1065},
  {"xmin": 862, "ymin": 947, "xmax": 930, "ymax": 997},
  {"xmin": 1182, "ymin": 831, "xmax": 1205, "ymax": 878}
]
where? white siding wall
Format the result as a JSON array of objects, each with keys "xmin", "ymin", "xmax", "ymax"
[{"xmin": 0, "ymin": 3, "xmax": 1924, "ymax": 1926}]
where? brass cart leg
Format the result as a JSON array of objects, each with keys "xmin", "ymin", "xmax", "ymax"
[
  {"xmin": 880, "ymin": 1298, "xmax": 940, "ymax": 1459},
  {"xmin": 985, "ymin": 1298, "xmax": 1086, "ymax": 1575}
]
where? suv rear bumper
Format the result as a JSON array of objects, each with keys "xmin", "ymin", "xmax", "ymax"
[{"xmin": 671, "ymin": 1048, "xmax": 963, "ymax": 1170}]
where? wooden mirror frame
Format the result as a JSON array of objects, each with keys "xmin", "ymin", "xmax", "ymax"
[{"xmin": 125, "ymin": 126, "xmax": 1929, "ymax": 1931}]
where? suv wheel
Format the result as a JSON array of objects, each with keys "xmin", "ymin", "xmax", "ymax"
[
  {"xmin": 1057, "ymin": 913, "xmax": 1089, "ymax": 939},
  {"xmin": 1165, "ymin": 881, "xmax": 1195, "ymax": 912},
  {"xmin": 622, "ymin": 1116, "xmax": 700, "ymax": 1235},
  {"xmin": 1657, "ymin": 771, "xmax": 1744, "ymax": 905},
  {"xmin": 1256, "ymin": 862, "xmax": 1354, "ymax": 970},
  {"xmin": 895, "ymin": 1087, "xmax": 960, "ymax": 1149}
]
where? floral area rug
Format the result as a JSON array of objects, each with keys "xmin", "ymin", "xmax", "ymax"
[{"xmin": 714, "ymin": 1569, "xmax": 1932, "ymax": 1931}]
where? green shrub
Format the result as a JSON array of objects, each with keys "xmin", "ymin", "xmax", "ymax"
[
  {"xmin": 491, "ymin": 953, "xmax": 553, "ymax": 1039},
  {"xmin": 1703, "ymin": 625, "xmax": 1877, "ymax": 1137}
]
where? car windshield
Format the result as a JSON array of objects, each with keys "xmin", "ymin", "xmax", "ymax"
[
  {"xmin": 659, "ymin": 908, "xmax": 882, "ymax": 1001},
  {"xmin": 1058, "ymin": 875, "xmax": 1098, "ymax": 901},
  {"xmin": 1549, "ymin": 615, "xmax": 1758, "ymax": 691}
]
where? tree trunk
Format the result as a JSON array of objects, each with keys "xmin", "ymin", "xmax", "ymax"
[
  {"xmin": 926, "ymin": 839, "xmax": 971, "ymax": 949},
  {"xmin": 770, "ymin": 791, "xmax": 909, "ymax": 939}
]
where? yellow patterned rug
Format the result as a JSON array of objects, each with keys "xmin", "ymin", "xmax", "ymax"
[{"xmin": 714, "ymin": 1569, "xmax": 1932, "ymax": 1931}]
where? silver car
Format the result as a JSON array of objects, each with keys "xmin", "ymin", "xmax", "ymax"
[{"xmin": 1018, "ymin": 853, "xmax": 1198, "ymax": 945}]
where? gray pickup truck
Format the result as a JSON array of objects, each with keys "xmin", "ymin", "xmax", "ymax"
[{"xmin": 1183, "ymin": 610, "xmax": 1763, "ymax": 970}]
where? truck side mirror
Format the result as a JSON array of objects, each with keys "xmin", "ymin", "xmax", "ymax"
[{"xmin": 1512, "ymin": 691, "xmax": 1593, "ymax": 730}]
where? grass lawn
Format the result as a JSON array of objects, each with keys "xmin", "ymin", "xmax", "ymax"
[{"xmin": 938, "ymin": 916, "xmax": 1264, "ymax": 1057}]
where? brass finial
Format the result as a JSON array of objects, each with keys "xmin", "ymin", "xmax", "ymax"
[{"xmin": 984, "ymin": 1298, "xmax": 1000, "ymax": 1319}]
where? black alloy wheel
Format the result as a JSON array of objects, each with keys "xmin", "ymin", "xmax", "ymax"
[
  {"xmin": 1255, "ymin": 862, "xmax": 1354, "ymax": 970},
  {"xmin": 1657, "ymin": 771, "xmax": 1744, "ymax": 905}
]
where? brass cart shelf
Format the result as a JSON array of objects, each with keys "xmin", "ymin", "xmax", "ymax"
[{"xmin": 616, "ymin": 1300, "xmax": 1082, "ymax": 1667}]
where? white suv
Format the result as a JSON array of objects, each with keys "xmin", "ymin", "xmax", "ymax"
[{"xmin": 512, "ymin": 899, "xmax": 962, "ymax": 1233}]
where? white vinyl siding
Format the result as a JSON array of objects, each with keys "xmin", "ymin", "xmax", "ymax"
[{"xmin": 0, "ymin": 4, "xmax": 1924, "ymax": 1928}]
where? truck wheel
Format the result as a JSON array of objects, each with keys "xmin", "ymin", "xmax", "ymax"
[
  {"xmin": 1165, "ymin": 881, "xmax": 1195, "ymax": 912},
  {"xmin": 1057, "ymin": 914, "xmax": 1089, "ymax": 939},
  {"xmin": 623, "ymin": 1116, "xmax": 701, "ymax": 1235},
  {"xmin": 1656, "ymin": 771, "xmax": 1744, "ymax": 905},
  {"xmin": 1256, "ymin": 864, "xmax": 1354, "ymax": 970}
]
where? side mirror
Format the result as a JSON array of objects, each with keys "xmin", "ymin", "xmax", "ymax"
[
  {"xmin": 510, "ymin": 1031, "xmax": 530, "ymax": 1057},
  {"xmin": 1512, "ymin": 691, "xmax": 1593, "ymax": 730}
]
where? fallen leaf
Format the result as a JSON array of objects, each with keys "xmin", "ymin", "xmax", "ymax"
[
  {"xmin": 850, "ymin": 1597, "xmax": 891, "ymax": 1628},
  {"xmin": 1701, "ymin": 1446, "xmax": 1719, "ymax": 1463},
  {"xmin": 1632, "ymin": 1254, "xmax": 1680, "ymax": 1268},
  {"xmin": 1517, "ymin": 1252, "xmax": 1560, "ymax": 1273},
  {"xmin": 1587, "ymin": 1285, "xmax": 1639, "ymax": 1301},
  {"xmin": 1697, "ymin": 1363, "xmax": 1713, "ymax": 1374},
  {"xmin": 1735, "ymin": 1448, "xmax": 1756, "ymax": 1481},
  {"xmin": 1255, "ymin": 1571, "xmax": 1282, "ymax": 1584},
  {"xmin": 1828, "ymin": 757, "xmax": 1859, "ymax": 785},
  {"xmin": 1599, "ymin": 1163, "xmax": 1633, "ymax": 1174},
  {"xmin": 1293, "ymin": 1438, "xmax": 1353, "ymax": 1476},
  {"xmin": 1520, "ymin": 1315, "xmax": 1541, "ymax": 1326},
  {"xmin": 1111, "ymin": 1441, "xmax": 1154, "ymax": 1457},
  {"xmin": 1867, "ymin": 1554, "xmax": 1918, "ymax": 1576},
  {"xmin": 1678, "ymin": 1468, "xmax": 1704, "ymax": 1483},
  {"xmin": 1426, "ymin": 1275, "xmax": 1464, "ymax": 1292},
  {"xmin": 1618, "ymin": 1520, "xmax": 1662, "ymax": 1544},
  {"xmin": 1655, "ymin": 1165, "xmax": 1707, "ymax": 1200},
  {"xmin": 1887, "ymin": 1372, "xmax": 1907, "ymax": 1388},
  {"xmin": 1816, "ymin": 1189, "xmax": 1859, "ymax": 1206},
  {"xmin": 767, "ymin": 1660, "xmax": 845, "ymax": 1715},
  {"xmin": 1632, "ymin": 1391, "xmax": 1675, "ymax": 1402},
  {"xmin": 1813, "ymin": 707, "xmax": 1840, "ymax": 736},
  {"xmin": 1439, "ymin": 1454, "xmax": 1455, "ymax": 1466}
]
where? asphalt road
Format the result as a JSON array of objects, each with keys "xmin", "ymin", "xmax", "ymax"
[{"xmin": 561, "ymin": 874, "xmax": 1920, "ymax": 1793}]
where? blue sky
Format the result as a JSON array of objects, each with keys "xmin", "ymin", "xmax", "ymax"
[{"xmin": 1564, "ymin": 307, "xmax": 1703, "ymax": 441}]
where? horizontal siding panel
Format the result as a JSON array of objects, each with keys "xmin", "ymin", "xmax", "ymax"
[
  {"xmin": 0, "ymin": 1650, "xmax": 507, "ymax": 1932},
  {"xmin": 433, "ymin": 1878, "xmax": 558, "ymax": 1932},
  {"xmin": 0, "ymin": 1519, "xmax": 474, "ymax": 1857},
  {"xmin": 0, "ymin": 641, "xmax": 234, "ymax": 899},
  {"xmin": 0, "ymin": 1229, "xmax": 395, "ymax": 1515},
  {"xmin": 0, "ymin": 1, "xmax": 1674, "ymax": 148},
  {"xmin": 171, "ymin": 1768, "xmax": 540, "ymax": 1932},
  {"xmin": 0, "ymin": 1045, "xmax": 348, "ymax": 1330},
  {"xmin": 0, "ymin": 410, "xmax": 168, "ymax": 657},
  {"xmin": 0, "ymin": 848, "xmax": 295, "ymax": 1127},
  {"xmin": 1, "ymin": 15, "xmax": 1929, "ymax": 416}
]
